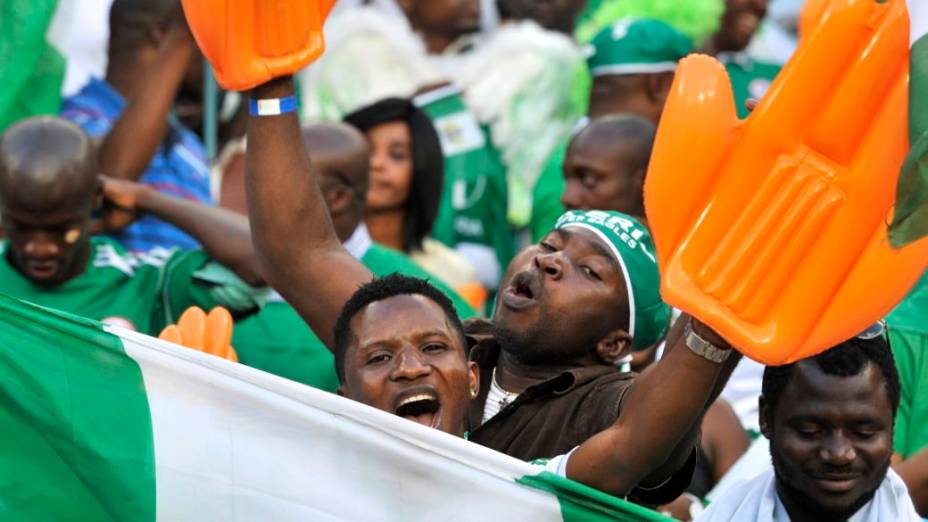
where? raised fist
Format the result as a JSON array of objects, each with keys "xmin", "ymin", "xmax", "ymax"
[{"xmin": 180, "ymin": 0, "xmax": 337, "ymax": 90}]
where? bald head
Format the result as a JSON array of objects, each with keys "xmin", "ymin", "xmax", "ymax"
[
  {"xmin": 0, "ymin": 117, "xmax": 101, "ymax": 285},
  {"xmin": 573, "ymin": 115, "xmax": 655, "ymax": 173},
  {"xmin": 0, "ymin": 117, "xmax": 99, "ymax": 212},
  {"xmin": 301, "ymin": 122, "xmax": 371, "ymax": 199},
  {"xmin": 561, "ymin": 115, "xmax": 656, "ymax": 219}
]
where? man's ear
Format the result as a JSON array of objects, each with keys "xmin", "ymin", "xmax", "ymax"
[
  {"xmin": 595, "ymin": 329, "xmax": 633, "ymax": 365},
  {"xmin": 467, "ymin": 361, "xmax": 480, "ymax": 400},
  {"xmin": 325, "ymin": 185, "xmax": 355, "ymax": 217},
  {"xmin": 759, "ymin": 395, "xmax": 772, "ymax": 440}
]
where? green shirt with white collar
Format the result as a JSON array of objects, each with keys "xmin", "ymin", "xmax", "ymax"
[{"xmin": 0, "ymin": 237, "xmax": 262, "ymax": 335}]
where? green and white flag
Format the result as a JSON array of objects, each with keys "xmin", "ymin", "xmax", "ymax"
[
  {"xmin": 890, "ymin": 0, "xmax": 928, "ymax": 246},
  {"xmin": 0, "ymin": 294, "xmax": 669, "ymax": 521}
]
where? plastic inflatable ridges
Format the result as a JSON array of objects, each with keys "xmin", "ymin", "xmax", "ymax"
[
  {"xmin": 255, "ymin": 1, "xmax": 311, "ymax": 57},
  {"xmin": 694, "ymin": 150, "xmax": 844, "ymax": 320}
]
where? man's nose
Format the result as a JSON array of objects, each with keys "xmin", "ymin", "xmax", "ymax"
[
  {"xmin": 533, "ymin": 251, "xmax": 564, "ymax": 280},
  {"xmin": 390, "ymin": 346, "xmax": 431, "ymax": 381},
  {"xmin": 819, "ymin": 432, "xmax": 857, "ymax": 467},
  {"xmin": 560, "ymin": 182, "xmax": 584, "ymax": 210},
  {"xmin": 24, "ymin": 234, "xmax": 61, "ymax": 258}
]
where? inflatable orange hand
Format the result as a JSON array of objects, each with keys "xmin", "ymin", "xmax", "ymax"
[
  {"xmin": 645, "ymin": 0, "xmax": 928, "ymax": 365},
  {"xmin": 180, "ymin": 0, "xmax": 337, "ymax": 90},
  {"xmin": 158, "ymin": 306, "xmax": 238, "ymax": 362}
]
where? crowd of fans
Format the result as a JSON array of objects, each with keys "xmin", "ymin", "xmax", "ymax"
[{"xmin": 2, "ymin": 0, "xmax": 927, "ymax": 520}]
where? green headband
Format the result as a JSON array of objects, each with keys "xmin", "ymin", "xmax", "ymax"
[
  {"xmin": 555, "ymin": 210, "xmax": 670, "ymax": 350},
  {"xmin": 587, "ymin": 18, "xmax": 694, "ymax": 78}
]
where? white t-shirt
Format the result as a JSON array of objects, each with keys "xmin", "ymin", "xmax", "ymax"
[{"xmin": 697, "ymin": 468, "xmax": 920, "ymax": 522}]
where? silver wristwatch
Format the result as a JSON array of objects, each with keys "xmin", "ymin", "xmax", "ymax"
[{"xmin": 684, "ymin": 320, "xmax": 731, "ymax": 363}]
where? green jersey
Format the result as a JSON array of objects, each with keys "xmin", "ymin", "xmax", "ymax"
[
  {"xmin": 414, "ymin": 86, "xmax": 514, "ymax": 286},
  {"xmin": 720, "ymin": 53, "xmax": 781, "ymax": 119},
  {"xmin": 530, "ymin": 139, "xmax": 569, "ymax": 243},
  {"xmin": 233, "ymin": 229, "xmax": 477, "ymax": 392},
  {"xmin": 888, "ymin": 270, "xmax": 928, "ymax": 457},
  {"xmin": 0, "ymin": 237, "xmax": 260, "ymax": 335}
]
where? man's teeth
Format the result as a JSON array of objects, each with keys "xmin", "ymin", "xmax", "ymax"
[{"xmin": 398, "ymin": 394, "xmax": 434, "ymax": 408}]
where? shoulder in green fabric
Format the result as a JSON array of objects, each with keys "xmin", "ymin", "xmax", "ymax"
[
  {"xmin": 363, "ymin": 243, "xmax": 478, "ymax": 319},
  {"xmin": 233, "ymin": 299, "xmax": 339, "ymax": 392},
  {"xmin": 889, "ymin": 269, "xmax": 928, "ymax": 333},
  {"xmin": 0, "ymin": 237, "xmax": 255, "ymax": 335},
  {"xmin": 0, "ymin": 237, "xmax": 168, "ymax": 333},
  {"xmin": 0, "ymin": 0, "xmax": 65, "ymax": 131},
  {"xmin": 415, "ymin": 86, "xmax": 514, "ymax": 269}
]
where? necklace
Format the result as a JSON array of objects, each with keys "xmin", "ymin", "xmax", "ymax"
[{"xmin": 491, "ymin": 367, "xmax": 520, "ymax": 410}]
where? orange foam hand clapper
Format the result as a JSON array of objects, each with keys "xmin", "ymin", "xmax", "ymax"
[
  {"xmin": 158, "ymin": 306, "xmax": 238, "ymax": 362},
  {"xmin": 180, "ymin": 0, "xmax": 337, "ymax": 90},
  {"xmin": 645, "ymin": 0, "xmax": 928, "ymax": 365}
]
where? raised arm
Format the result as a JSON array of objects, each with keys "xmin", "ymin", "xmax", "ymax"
[
  {"xmin": 97, "ymin": 177, "xmax": 263, "ymax": 286},
  {"xmin": 98, "ymin": 16, "xmax": 197, "ymax": 181},
  {"xmin": 245, "ymin": 76, "xmax": 373, "ymax": 348},
  {"xmin": 566, "ymin": 315, "xmax": 740, "ymax": 497}
]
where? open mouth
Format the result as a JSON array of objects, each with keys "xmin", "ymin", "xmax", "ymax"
[
  {"xmin": 393, "ymin": 390, "xmax": 442, "ymax": 429},
  {"xmin": 501, "ymin": 271, "xmax": 540, "ymax": 310}
]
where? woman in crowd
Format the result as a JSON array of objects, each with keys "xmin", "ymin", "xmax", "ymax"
[{"xmin": 344, "ymin": 98, "xmax": 482, "ymax": 294}]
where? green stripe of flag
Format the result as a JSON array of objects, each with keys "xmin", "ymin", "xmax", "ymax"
[
  {"xmin": 0, "ymin": 295, "xmax": 155, "ymax": 521},
  {"xmin": 518, "ymin": 472, "xmax": 674, "ymax": 522}
]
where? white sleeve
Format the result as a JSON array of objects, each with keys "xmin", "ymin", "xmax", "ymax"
[{"xmin": 538, "ymin": 446, "xmax": 579, "ymax": 478}]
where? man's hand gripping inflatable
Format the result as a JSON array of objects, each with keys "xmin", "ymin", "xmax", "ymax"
[
  {"xmin": 646, "ymin": 0, "xmax": 928, "ymax": 364},
  {"xmin": 180, "ymin": 0, "xmax": 336, "ymax": 90}
]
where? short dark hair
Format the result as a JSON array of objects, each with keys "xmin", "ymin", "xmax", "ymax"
[
  {"xmin": 333, "ymin": 273, "xmax": 466, "ymax": 382},
  {"xmin": 762, "ymin": 334, "xmax": 901, "ymax": 420},
  {"xmin": 344, "ymin": 98, "xmax": 444, "ymax": 252}
]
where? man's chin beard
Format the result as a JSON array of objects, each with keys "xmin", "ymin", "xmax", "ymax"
[
  {"xmin": 771, "ymin": 449, "xmax": 887, "ymax": 521},
  {"xmin": 492, "ymin": 320, "xmax": 575, "ymax": 367}
]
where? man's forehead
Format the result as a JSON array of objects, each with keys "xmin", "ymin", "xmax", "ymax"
[
  {"xmin": 779, "ymin": 361, "xmax": 889, "ymax": 416},
  {"xmin": 567, "ymin": 136, "xmax": 629, "ymax": 170},
  {"xmin": 551, "ymin": 228, "xmax": 621, "ymax": 270},
  {"xmin": 351, "ymin": 295, "xmax": 458, "ymax": 343}
]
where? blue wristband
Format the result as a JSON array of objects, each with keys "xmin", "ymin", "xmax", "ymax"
[{"xmin": 249, "ymin": 95, "xmax": 298, "ymax": 116}]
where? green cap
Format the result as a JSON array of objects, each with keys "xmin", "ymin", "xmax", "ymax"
[
  {"xmin": 587, "ymin": 18, "xmax": 693, "ymax": 78},
  {"xmin": 555, "ymin": 210, "xmax": 669, "ymax": 350}
]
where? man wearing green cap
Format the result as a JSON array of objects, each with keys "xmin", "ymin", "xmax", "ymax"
[
  {"xmin": 530, "ymin": 18, "xmax": 693, "ymax": 241},
  {"xmin": 245, "ymin": 74, "xmax": 742, "ymax": 505}
]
